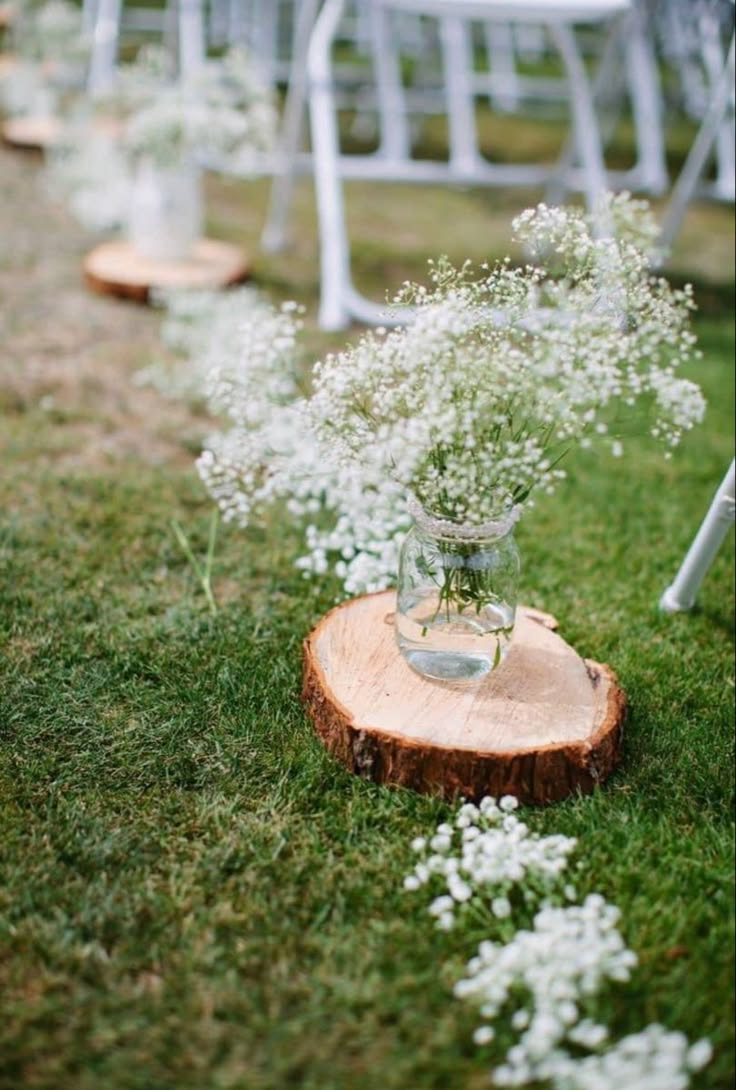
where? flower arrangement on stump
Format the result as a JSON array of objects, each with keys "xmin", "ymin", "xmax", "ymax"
[
  {"xmin": 197, "ymin": 195, "xmax": 705, "ymax": 679},
  {"xmin": 46, "ymin": 46, "xmax": 277, "ymax": 261},
  {"xmin": 0, "ymin": 0, "xmax": 88, "ymax": 120}
]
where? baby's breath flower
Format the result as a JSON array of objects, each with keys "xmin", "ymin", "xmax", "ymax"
[
  {"xmin": 402, "ymin": 794, "xmax": 711, "ymax": 1090},
  {"xmin": 402, "ymin": 796, "xmax": 576, "ymax": 930}
]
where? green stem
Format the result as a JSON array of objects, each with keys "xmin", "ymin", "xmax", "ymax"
[{"xmin": 171, "ymin": 511, "xmax": 219, "ymax": 617}]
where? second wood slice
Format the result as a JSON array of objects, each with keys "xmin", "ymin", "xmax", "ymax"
[
  {"xmin": 0, "ymin": 55, "xmax": 18, "ymax": 77},
  {"xmin": 303, "ymin": 591, "xmax": 625, "ymax": 805},
  {"xmin": 83, "ymin": 239, "xmax": 250, "ymax": 302},
  {"xmin": 2, "ymin": 115, "xmax": 61, "ymax": 150}
]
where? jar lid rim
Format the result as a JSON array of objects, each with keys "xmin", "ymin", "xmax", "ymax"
[{"xmin": 408, "ymin": 496, "xmax": 521, "ymax": 540}]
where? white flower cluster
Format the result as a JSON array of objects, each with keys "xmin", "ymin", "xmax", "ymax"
[
  {"xmin": 124, "ymin": 47, "xmax": 277, "ymax": 169},
  {"xmin": 45, "ymin": 125, "xmax": 131, "ymax": 231},
  {"xmin": 167, "ymin": 289, "xmax": 410, "ymax": 594},
  {"xmin": 293, "ymin": 468, "xmax": 409, "ymax": 594},
  {"xmin": 545, "ymin": 1026, "xmax": 713, "ymax": 1090},
  {"xmin": 194, "ymin": 294, "xmax": 310, "ymax": 522},
  {"xmin": 11, "ymin": 0, "xmax": 87, "ymax": 66},
  {"xmin": 402, "ymin": 797, "xmax": 713, "ymax": 1089},
  {"xmin": 402, "ymin": 796, "xmax": 577, "ymax": 930},
  {"xmin": 95, "ymin": 44, "xmax": 175, "ymax": 118},
  {"xmin": 0, "ymin": 58, "xmax": 54, "ymax": 117},
  {"xmin": 309, "ymin": 196, "xmax": 705, "ymax": 525},
  {"xmin": 0, "ymin": 0, "xmax": 87, "ymax": 118},
  {"xmin": 196, "ymin": 310, "xmax": 409, "ymax": 594},
  {"xmin": 456, "ymin": 897, "xmax": 638, "ymax": 1082},
  {"xmin": 135, "ymin": 288, "xmax": 272, "ymax": 402},
  {"xmin": 43, "ymin": 46, "xmax": 277, "ymax": 230}
]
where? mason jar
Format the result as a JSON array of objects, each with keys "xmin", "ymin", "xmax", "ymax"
[
  {"xmin": 395, "ymin": 501, "xmax": 521, "ymax": 682},
  {"xmin": 128, "ymin": 158, "xmax": 202, "ymax": 263}
]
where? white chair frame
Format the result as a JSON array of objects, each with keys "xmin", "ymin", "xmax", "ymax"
[
  {"xmin": 87, "ymin": 0, "xmax": 206, "ymax": 94},
  {"xmin": 660, "ymin": 460, "xmax": 736, "ymax": 612},
  {"xmin": 307, "ymin": 0, "xmax": 631, "ymax": 330},
  {"xmin": 658, "ymin": 31, "xmax": 735, "ymax": 255}
]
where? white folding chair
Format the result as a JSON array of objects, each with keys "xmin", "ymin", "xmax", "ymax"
[
  {"xmin": 660, "ymin": 460, "xmax": 736, "ymax": 612},
  {"xmin": 307, "ymin": 0, "xmax": 632, "ymax": 330}
]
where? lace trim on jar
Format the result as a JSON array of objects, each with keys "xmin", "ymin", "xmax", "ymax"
[{"xmin": 407, "ymin": 496, "xmax": 521, "ymax": 542}]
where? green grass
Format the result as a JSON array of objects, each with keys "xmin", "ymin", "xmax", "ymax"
[{"xmin": 0, "ymin": 113, "xmax": 734, "ymax": 1090}]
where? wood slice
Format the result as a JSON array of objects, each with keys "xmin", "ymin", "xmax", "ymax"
[
  {"xmin": 2, "ymin": 115, "xmax": 62, "ymax": 151},
  {"xmin": 303, "ymin": 591, "xmax": 625, "ymax": 805},
  {"xmin": 83, "ymin": 239, "xmax": 250, "ymax": 303}
]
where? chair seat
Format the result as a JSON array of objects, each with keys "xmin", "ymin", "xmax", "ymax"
[{"xmin": 376, "ymin": 0, "xmax": 630, "ymax": 23}]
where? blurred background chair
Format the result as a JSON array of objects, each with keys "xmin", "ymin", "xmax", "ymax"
[
  {"xmin": 82, "ymin": 0, "xmax": 735, "ymax": 330},
  {"xmin": 87, "ymin": 0, "xmax": 205, "ymax": 94},
  {"xmin": 653, "ymin": 0, "xmax": 735, "ymax": 204},
  {"xmin": 304, "ymin": 0, "xmax": 640, "ymax": 329}
]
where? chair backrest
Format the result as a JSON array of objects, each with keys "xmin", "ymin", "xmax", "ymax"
[{"xmin": 87, "ymin": 0, "xmax": 208, "ymax": 94}]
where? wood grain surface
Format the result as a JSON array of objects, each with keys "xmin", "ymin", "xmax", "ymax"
[
  {"xmin": 2, "ymin": 115, "xmax": 61, "ymax": 150},
  {"xmin": 83, "ymin": 239, "xmax": 250, "ymax": 303}
]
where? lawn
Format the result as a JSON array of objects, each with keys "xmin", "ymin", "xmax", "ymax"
[{"xmin": 0, "ymin": 109, "xmax": 734, "ymax": 1090}]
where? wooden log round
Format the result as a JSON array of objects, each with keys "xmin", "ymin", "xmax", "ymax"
[
  {"xmin": 2, "ymin": 115, "xmax": 62, "ymax": 151},
  {"xmin": 83, "ymin": 239, "xmax": 250, "ymax": 303},
  {"xmin": 0, "ymin": 54, "xmax": 18, "ymax": 78},
  {"xmin": 302, "ymin": 591, "xmax": 625, "ymax": 805}
]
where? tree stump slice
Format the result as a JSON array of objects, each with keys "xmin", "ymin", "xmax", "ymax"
[
  {"xmin": 2, "ymin": 115, "xmax": 61, "ymax": 150},
  {"xmin": 83, "ymin": 239, "xmax": 250, "ymax": 303},
  {"xmin": 302, "ymin": 591, "xmax": 625, "ymax": 805}
]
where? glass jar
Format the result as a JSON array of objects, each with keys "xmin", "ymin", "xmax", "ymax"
[
  {"xmin": 396, "ymin": 501, "xmax": 521, "ymax": 682},
  {"xmin": 128, "ymin": 159, "xmax": 202, "ymax": 263}
]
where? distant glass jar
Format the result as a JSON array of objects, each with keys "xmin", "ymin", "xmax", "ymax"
[
  {"xmin": 128, "ymin": 158, "xmax": 202, "ymax": 263},
  {"xmin": 395, "ymin": 500, "xmax": 521, "ymax": 682}
]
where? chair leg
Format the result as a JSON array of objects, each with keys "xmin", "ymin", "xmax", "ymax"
[
  {"xmin": 226, "ymin": 0, "xmax": 249, "ymax": 45},
  {"xmin": 441, "ymin": 15, "xmax": 480, "ymax": 173},
  {"xmin": 178, "ymin": 0, "xmax": 206, "ymax": 76},
  {"xmin": 549, "ymin": 22, "xmax": 608, "ymax": 212},
  {"xmin": 164, "ymin": 0, "xmax": 179, "ymax": 59},
  {"xmin": 624, "ymin": 4, "xmax": 668, "ymax": 194},
  {"xmin": 546, "ymin": 19, "xmax": 622, "ymax": 207},
  {"xmin": 484, "ymin": 21, "xmax": 522, "ymax": 114},
  {"xmin": 82, "ymin": 0, "xmax": 99, "ymax": 34},
  {"xmin": 699, "ymin": 11, "xmax": 735, "ymax": 200},
  {"xmin": 87, "ymin": 0, "xmax": 122, "ymax": 96},
  {"xmin": 308, "ymin": 0, "xmax": 353, "ymax": 330},
  {"xmin": 252, "ymin": 0, "xmax": 280, "ymax": 87},
  {"xmin": 261, "ymin": 0, "xmax": 321, "ymax": 253},
  {"xmin": 371, "ymin": 2, "xmax": 412, "ymax": 160},
  {"xmin": 658, "ymin": 34, "xmax": 735, "ymax": 255},
  {"xmin": 660, "ymin": 461, "xmax": 736, "ymax": 612}
]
